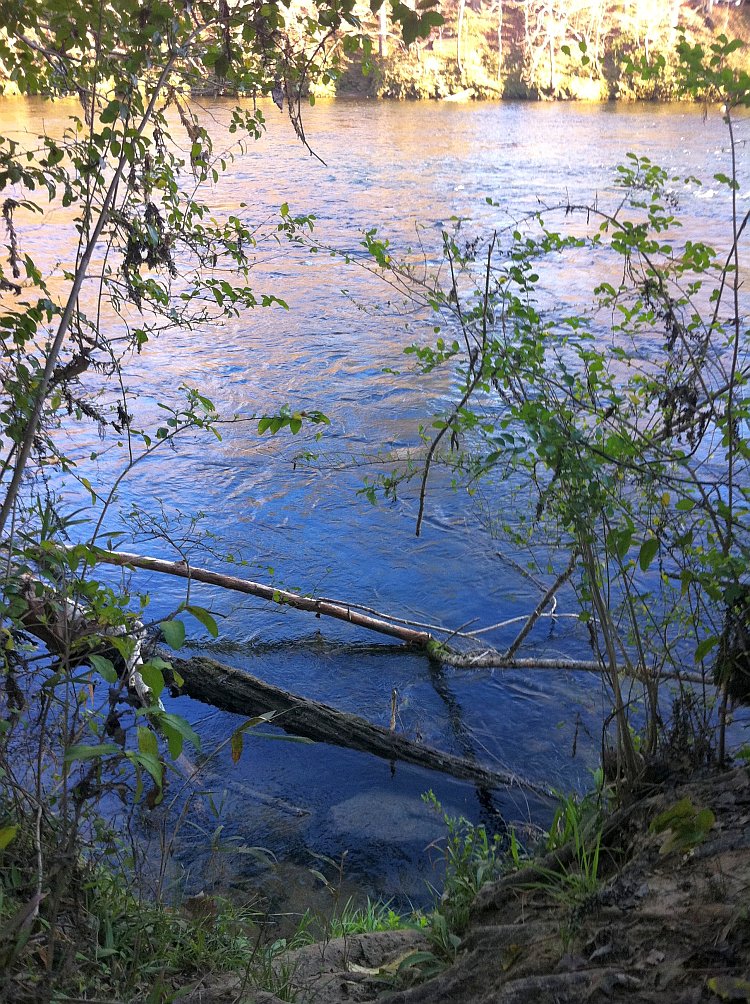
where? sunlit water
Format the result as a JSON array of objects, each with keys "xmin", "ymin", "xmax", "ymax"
[{"xmin": 2, "ymin": 96, "xmax": 747, "ymax": 915}]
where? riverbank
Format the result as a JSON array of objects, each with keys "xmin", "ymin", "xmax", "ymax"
[
  {"xmin": 191, "ymin": 762, "xmax": 750, "ymax": 1003},
  {"xmin": 310, "ymin": 2, "xmax": 750, "ymax": 101}
]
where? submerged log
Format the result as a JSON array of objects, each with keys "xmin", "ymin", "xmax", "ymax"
[{"xmin": 170, "ymin": 653, "xmax": 554, "ymax": 798}]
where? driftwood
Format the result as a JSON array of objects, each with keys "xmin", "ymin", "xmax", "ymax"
[
  {"xmin": 84, "ymin": 547, "xmax": 706, "ymax": 685},
  {"xmin": 91, "ymin": 548, "xmax": 433, "ymax": 646},
  {"xmin": 169, "ymin": 653, "xmax": 554, "ymax": 798},
  {"xmin": 6, "ymin": 551, "xmax": 551, "ymax": 797}
]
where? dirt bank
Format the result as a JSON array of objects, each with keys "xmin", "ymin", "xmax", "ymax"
[{"xmin": 190, "ymin": 764, "xmax": 750, "ymax": 1003}]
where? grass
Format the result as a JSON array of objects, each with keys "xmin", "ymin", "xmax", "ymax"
[
  {"xmin": 398, "ymin": 788, "xmax": 607, "ymax": 984},
  {"xmin": 0, "ymin": 822, "xmax": 298, "ymax": 1003},
  {"xmin": 422, "ymin": 790, "xmax": 508, "ymax": 935},
  {"xmin": 0, "ymin": 783, "xmax": 607, "ymax": 1000},
  {"xmin": 293, "ymin": 895, "xmax": 423, "ymax": 946},
  {"xmin": 517, "ymin": 789, "xmax": 605, "ymax": 911},
  {"xmin": 395, "ymin": 791, "xmax": 514, "ymax": 982}
]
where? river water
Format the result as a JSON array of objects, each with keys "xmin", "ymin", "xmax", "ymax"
[{"xmin": 3, "ymin": 96, "xmax": 744, "ymax": 914}]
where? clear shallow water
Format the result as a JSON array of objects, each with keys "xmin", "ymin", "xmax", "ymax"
[{"xmin": 3, "ymin": 96, "xmax": 745, "ymax": 910}]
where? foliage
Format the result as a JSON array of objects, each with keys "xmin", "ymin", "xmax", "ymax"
[
  {"xmin": 294, "ymin": 896, "xmax": 412, "ymax": 945},
  {"xmin": 359, "ymin": 33, "xmax": 750, "ymax": 787},
  {"xmin": 396, "ymin": 792, "xmax": 520, "ymax": 982},
  {"xmin": 707, "ymin": 975, "xmax": 750, "ymax": 1003},
  {"xmin": 650, "ymin": 797, "xmax": 716, "ymax": 856},
  {"xmin": 0, "ymin": 0, "xmax": 438, "ymax": 997},
  {"xmin": 0, "ymin": 814, "xmax": 296, "ymax": 1001},
  {"xmin": 318, "ymin": 0, "xmax": 750, "ymax": 100},
  {"xmin": 531, "ymin": 804, "xmax": 603, "ymax": 907},
  {"xmin": 422, "ymin": 789, "xmax": 506, "ymax": 934},
  {"xmin": 545, "ymin": 789, "xmax": 604, "ymax": 855}
]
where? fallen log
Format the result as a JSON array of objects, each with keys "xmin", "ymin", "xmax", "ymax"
[
  {"xmin": 5, "ymin": 561, "xmax": 311, "ymax": 816},
  {"xmin": 83, "ymin": 547, "xmax": 706, "ymax": 685},
  {"xmin": 169, "ymin": 653, "xmax": 554, "ymax": 799},
  {"xmin": 5, "ymin": 554, "xmax": 552, "ymax": 797},
  {"xmin": 87, "ymin": 548, "xmax": 433, "ymax": 647}
]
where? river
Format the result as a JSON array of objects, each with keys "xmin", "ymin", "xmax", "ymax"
[{"xmin": 2, "ymin": 95, "xmax": 743, "ymax": 916}]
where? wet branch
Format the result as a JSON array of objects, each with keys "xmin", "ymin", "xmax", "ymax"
[{"xmin": 77, "ymin": 546, "xmax": 705, "ymax": 685}]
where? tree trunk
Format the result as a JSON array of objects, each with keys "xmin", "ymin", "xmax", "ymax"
[
  {"xmin": 457, "ymin": 0, "xmax": 466, "ymax": 74},
  {"xmin": 379, "ymin": 3, "xmax": 388, "ymax": 58},
  {"xmin": 496, "ymin": 0, "xmax": 503, "ymax": 81}
]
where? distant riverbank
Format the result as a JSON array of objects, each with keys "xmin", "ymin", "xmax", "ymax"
[{"xmin": 306, "ymin": 2, "xmax": 750, "ymax": 102}]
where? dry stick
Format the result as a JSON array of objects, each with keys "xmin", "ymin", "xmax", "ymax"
[
  {"xmin": 90, "ymin": 548, "xmax": 433, "ymax": 646},
  {"xmin": 415, "ymin": 373, "xmax": 483, "ymax": 538},
  {"xmin": 504, "ymin": 552, "xmax": 577, "ymax": 660},
  {"xmin": 76, "ymin": 546, "xmax": 706, "ymax": 684}
]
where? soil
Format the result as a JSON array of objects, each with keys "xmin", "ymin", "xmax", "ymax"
[{"xmin": 185, "ymin": 764, "xmax": 750, "ymax": 1003}]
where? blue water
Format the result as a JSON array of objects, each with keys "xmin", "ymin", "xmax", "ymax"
[{"xmin": 4, "ymin": 95, "xmax": 744, "ymax": 911}]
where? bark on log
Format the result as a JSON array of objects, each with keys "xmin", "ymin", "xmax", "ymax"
[
  {"xmin": 169, "ymin": 653, "xmax": 554, "ymax": 799},
  {"xmin": 88, "ymin": 548, "xmax": 433, "ymax": 646}
]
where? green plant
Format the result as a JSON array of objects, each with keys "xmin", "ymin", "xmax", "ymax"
[
  {"xmin": 531, "ymin": 831, "xmax": 602, "ymax": 908},
  {"xmin": 295, "ymin": 896, "xmax": 411, "ymax": 945},
  {"xmin": 546, "ymin": 790, "xmax": 603, "ymax": 854},
  {"xmin": 0, "ymin": 820, "xmax": 299, "ymax": 1002},
  {"xmin": 356, "ymin": 33, "xmax": 750, "ymax": 788},
  {"xmin": 395, "ymin": 792, "xmax": 516, "ymax": 982},
  {"xmin": 0, "ymin": 1, "xmax": 442, "ymax": 995},
  {"xmin": 650, "ymin": 797, "xmax": 716, "ymax": 856},
  {"xmin": 423, "ymin": 790, "xmax": 507, "ymax": 934},
  {"xmin": 499, "ymin": 789, "xmax": 605, "ymax": 911}
]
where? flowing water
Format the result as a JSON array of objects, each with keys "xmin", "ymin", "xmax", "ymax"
[{"xmin": 2, "ymin": 96, "xmax": 744, "ymax": 914}]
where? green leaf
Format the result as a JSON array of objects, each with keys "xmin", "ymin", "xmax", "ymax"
[
  {"xmin": 138, "ymin": 661, "xmax": 165, "ymax": 697},
  {"xmin": 80, "ymin": 477, "xmax": 97, "ymax": 503},
  {"xmin": 0, "ymin": 825, "xmax": 18, "ymax": 850},
  {"xmin": 707, "ymin": 976, "xmax": 750, "ymax": 1002},
  {"xmin": 231, "ymin": 729, "xmax": 244, "ymax": 764},
  {"xmin": 100, "ymin": 99, "xmax": 122, "ymax": 124},
  {"xmin": 127, "ymin": 750, "xmax": 163, "ymax": 793},
  {"xmin": 638, "ymin": 538, "xmax": 659, "ymax": 572},
  {"xmin": 185, "ymin": 604, "xmax": 218, "ymax": 638},
  {"xmin": 160, "ymin": 619, "xmax": 185, "ymax": 650},
  {"xmin": 138, "ymin": 726, "xmax": 159, "ymax": 757},
  {"xmin": 230, "ymin": 712, "xmax": 276, "ymax": 764},
  {"xmin": 65, "ymin": 743, "xmax": 121, "ymax": 763},
  {"xmin": 650, "ymin": 798, "xmax": 694, "ymax": 833},
  {"xmin": 695, "ymin": 635, "xmax": 718, "ymax": 662},
  {"xmin": 89, "ymin": 654, "xmax": 118, "ymax": 684},
  {"xmin": 158, "ymin": 712, "xmax": 201, "ymax": 757}
]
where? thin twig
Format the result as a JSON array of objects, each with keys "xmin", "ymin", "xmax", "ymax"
[{"xmin": 505, "ymin": 552, "xmax": 577, "ymax": 659}]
